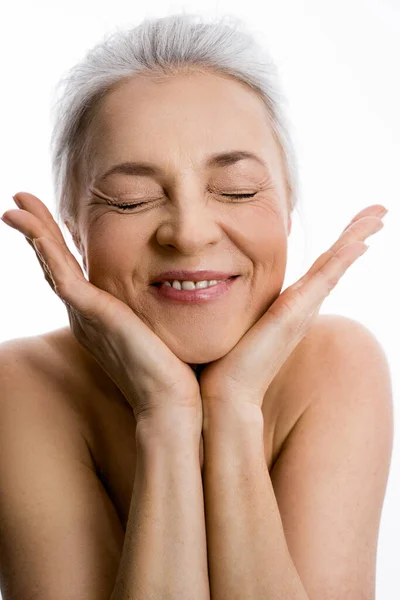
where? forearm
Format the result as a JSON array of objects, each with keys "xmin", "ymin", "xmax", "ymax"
[
  {"xmin": 202, "ymin": 403, "xmax": 309, "ymax": 600},
  {"xmin": 110, "ymin": 411, "xmax": 210, "ymax": 600}
]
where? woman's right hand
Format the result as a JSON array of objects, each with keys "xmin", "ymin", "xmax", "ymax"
[{"xmin": 2, "ymin": 192, "xmax": 202, "ymax": 427}]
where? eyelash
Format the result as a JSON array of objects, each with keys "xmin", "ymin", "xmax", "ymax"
[{"xmin": 110, "ymin": 193, "xmax": 257, "ymax": 211}]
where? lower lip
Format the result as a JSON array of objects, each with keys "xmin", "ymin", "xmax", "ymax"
[{"xmin": 150, "ymin": 276, "xmax": 239, "ymax": 304}]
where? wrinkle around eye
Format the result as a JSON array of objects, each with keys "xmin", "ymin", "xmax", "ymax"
[{"xmin": 87, "ymin": 182, "xmax": 277, "ymax": 211}]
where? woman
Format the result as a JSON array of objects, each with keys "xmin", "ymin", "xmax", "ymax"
[{"xmin": 0, "ymin": 12, "xmax": 392, "ymax": 600}]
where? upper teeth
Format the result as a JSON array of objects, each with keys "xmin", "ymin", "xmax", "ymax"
[{"xmin": 162, "ymin": 279, "xmax": 223, "ymax": 290}]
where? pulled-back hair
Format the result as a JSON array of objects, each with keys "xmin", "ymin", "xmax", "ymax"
[{"xmin": 49, "ymin": 11, "xmax": 301, "ymax": 228}]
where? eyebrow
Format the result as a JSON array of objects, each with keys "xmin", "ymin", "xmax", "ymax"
[{"xmin": 95, "ymin": 150, "xmax": 270, "ymax": 183}]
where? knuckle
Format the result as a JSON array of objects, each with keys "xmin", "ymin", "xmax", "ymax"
[
  {"xmin": 268, "ymin": 296, "xmax": 293, "ymax": 323},
  {"xmin": 311, "ymin": 267, "xmax": 336, "ymax": 295},
  {"xmin": 321, "ymin": 268, "xmax": 340, "ymax": 292},
  {"xmin": 285, "ymin": 286, "xmax": 309, "ymax": 317},
  {"xmin": 292, "ymin": 283, "xmax": 308, "ymax": 303}
]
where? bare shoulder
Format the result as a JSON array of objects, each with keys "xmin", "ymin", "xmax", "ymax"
[
  {"xmin": 0, "ymin": 328, "xmax": 96, "ymax": 470},
  {"xmin": 267, "ymin": 317, "xmax": 393, "ymax": 597},
  {"xmin": 269, "ymin": 313, "xmax": 393, "ymax": 468},
  {"xmin": 0, "ymin": 329, "xmax": 126, "ymax": 598},
  {"xmin": 296, "ymin": 312, "xmax": 392, "ymax": 418},
  {"xmin": 289, "ymin": 312, "xmax": 391, "ymax": 393}
]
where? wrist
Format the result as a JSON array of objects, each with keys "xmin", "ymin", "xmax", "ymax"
[
  {"xmin": 202, "ymin": 398, "xmax": 264, "ymax": 435},
  {"xmin": 136, "ymin": 407, "xmax": 202, "ymax": 448},
  {"xmin": 202, "ymin": 401, "xmax": 265, "ymax": 471}
]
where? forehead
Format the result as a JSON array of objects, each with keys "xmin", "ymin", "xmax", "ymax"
[{"xmin": 87, "ymin": 71, "xmax": 284, "ymax": 181}]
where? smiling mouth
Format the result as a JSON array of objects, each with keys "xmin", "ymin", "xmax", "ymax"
[
  {"xmin": 149, "ymin": 275, "xmax": 240, "ymax": 304},
  {"xmin": 151, "ymin": 275, "xmax": 238, "ymax": 287}
]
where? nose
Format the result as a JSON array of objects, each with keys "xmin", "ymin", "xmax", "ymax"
[{"xmin": 155, "ymin": 195, "xmax": 222, "ymax": 254}]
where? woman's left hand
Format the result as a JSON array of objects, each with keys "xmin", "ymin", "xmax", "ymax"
[{"xmin": 198, "ymin": 204, "xmax": 387, "ymax": 411}]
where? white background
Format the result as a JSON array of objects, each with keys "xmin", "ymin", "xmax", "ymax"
[{"xmin": 0, "ymin": 1, "xmax": 399, "ymax": 598}]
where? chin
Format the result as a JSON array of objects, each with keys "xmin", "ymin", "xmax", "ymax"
[{"xmin": 165, "ymin": 335, "xmax": 238, "ymax": 365}]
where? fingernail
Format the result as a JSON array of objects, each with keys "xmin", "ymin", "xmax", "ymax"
[
  {"xmin": 12, "ymin": 195, "xmax": 23, "ymax": 208},
  {"xmin": 378, "ymin": 207, "xmax": 388, "ymax": 217},
  {"xmin": 1, "ymin": 214, "xmax": 12, "ymax": 225}
]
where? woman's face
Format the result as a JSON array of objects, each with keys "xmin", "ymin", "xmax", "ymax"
[{"xmin": 68, "ymin": 70, "xmax": 292, "ymax": 365}]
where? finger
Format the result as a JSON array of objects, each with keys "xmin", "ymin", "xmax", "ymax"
[
  {"xmin": 32, "ymin": 236, "xmax": 89, "ymax": 306},
  {"xmin": 284, "ymin": 240, "xmax": 369, "ymax": 323},
  {"xmin": 3, "ymin": 208, "xmax": 132, "ymax": 328},
  {"xmin": 31, "ymin": 240, "xmax": 57, "ymax": 291},
  {"xmin": 2, "ymin": 206, "xmax": 83, "ymax": 278},
  {"xmin": 341, "ymin": 204, "xmax": 387, "ymax": 234},
  {"xmin": 32, "ymin": 236, "xmax": 126, "ymax": 324},
  {"xmin": 12, "ymin": 192, "xmax": 66, "ymax": 246},
  {"xmin": 293, "ymin": 214, "xmax": 384, "ymax": 290},
  {"xmin": 334, "ymin": 215, "xmax": 383, "ymax": 252},
  {"xmin": 32, "ymin": 236, "xmax": 84, "ymax": 305}
]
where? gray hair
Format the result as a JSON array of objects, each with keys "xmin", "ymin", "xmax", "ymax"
[{"xmin": 49, "ymin": 11, "xmax": 301, "ymax": 229}]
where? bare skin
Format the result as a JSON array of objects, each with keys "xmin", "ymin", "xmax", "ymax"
[
  {"xmin": 0, "ymin": 70, "xmax": 304, "ymax": 546},
  {"xmin": 0, "ymin": 301, "xmax": 392, "ymax": 600},
  {"xmin": 11, "ymin": 320, "xmax": 300, "ymax": 536},
  {"xmin": 64, "ymin": 69, "xmax": 294, "ymax": 368},
  {"xmin": 0, "ymin": 69, "xmax": 390, "ymax": 597},
  {"xmin": 0, "ymin": 315, "xmax": 317, "ymax": 599}
]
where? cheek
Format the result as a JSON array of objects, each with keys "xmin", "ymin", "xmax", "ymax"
[
  {"xmin": 240, "ymin": 210, "xmax": 288, "ymax": 268},
  {"xmin": 245, "ymin": 214, "xmax": 288, "ymax": 308},
  {"xmin": 84, "ymin": 219, "xmax": 145, "ymax": 282},
  {"xmin": 250, "ymin": 240, "xmax": 288, "ymax": 324}
]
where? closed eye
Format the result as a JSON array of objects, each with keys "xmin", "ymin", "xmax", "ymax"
[
  {"xmin": 223, "ymin": 193, "xmax": 257, "ymax": 199},
  {"xmin": 110, "ymin": 201, "xmax": 147, "ymax": 210},
  {"xmin": 108, "ymin": 193, "xmax": 257, "ymax": 211}
]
